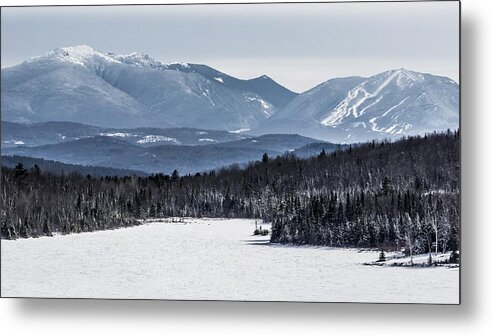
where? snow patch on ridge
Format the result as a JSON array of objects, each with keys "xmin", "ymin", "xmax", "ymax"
[
  {"xmin": 246, "ymin": 96, "xmax": 274, "ymax": 116},
  {"xmin": 199, "ymin": 138, "xmax": 219, "ymax": 143},
  {"xmin": 3, "ymin": 140, "xmax": 25, "ymax": 145},
  {"xmin": 111, "ymin": 52, "xmax": 189, "ymax": 70},
  {"xmin": 167, "ymin": 62, "xmax": 190, "ymax": 68},
  {"xmin": 111, "ymin": 52, "xmax": 163, "ymax": 68},
  {"xmin": 99, "ymin": 132, "xmax": 134, "ymax": 138},
  {"xmin": 137, "ymin": 135, "xmax": 180, "ymax": 145},
  {"xmin": 229, "ymin": 128, "xmax": 250, "ymax": 134}
]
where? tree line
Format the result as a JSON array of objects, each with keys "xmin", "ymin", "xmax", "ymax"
[{"xmin": 1, "ymin": 131, "xmax": 459, "ymax": 256}]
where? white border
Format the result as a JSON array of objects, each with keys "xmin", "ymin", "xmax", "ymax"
[{"xmin": 1, "ymin": 1, "xmax": 490, "ymax": 335}]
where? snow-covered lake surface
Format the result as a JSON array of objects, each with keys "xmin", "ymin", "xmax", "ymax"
[{"xmin": 1, "ymin": 218, "xmax": 459, "ymax": 303}]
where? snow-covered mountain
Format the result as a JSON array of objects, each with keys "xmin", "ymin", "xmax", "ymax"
[
  {"xmin": 1, "ymin": 45, "xmax": 296, "ymax": 130},
  {"xmin": 252, "ymin": 69, "xmax": 459, "ymax": 143},
  {"xmin": 2, "ymin": 47, "xmax": 458, "ymax": 142}
]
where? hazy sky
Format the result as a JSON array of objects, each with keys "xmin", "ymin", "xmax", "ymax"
[{"xmin": 1, "ymin": 2, "xmax": 459, "ymax": 92}]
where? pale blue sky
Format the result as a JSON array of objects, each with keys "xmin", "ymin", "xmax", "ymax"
[{"xmin": 1, "ymin": 2, "xmax": 459, "ymax": 92}]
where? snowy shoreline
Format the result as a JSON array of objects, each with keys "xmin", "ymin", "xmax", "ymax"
[
  {"xmin": 363, "ymin": 251, "xmax": 460, "ymax": 268},
  {"xmin": 1, "ymin": 218, "xmax": 459, "ymax": 303},
  {"xmin": 2, "ymin": 217, "xmax": 461, "ymax": 269}
]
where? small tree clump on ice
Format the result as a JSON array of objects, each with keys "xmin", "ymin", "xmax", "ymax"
[
  {"xmin": 378, "ymin": 249, "xmax": 386, "ymax": 262},
  {"xmin": 253, "ymin": 221, "xmax": 269, "ymax": 236}
]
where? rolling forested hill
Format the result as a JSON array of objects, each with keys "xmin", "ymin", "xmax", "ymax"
[{"xmin": 1, "ymin": 131, "xmax": 459, "ymax": 256}]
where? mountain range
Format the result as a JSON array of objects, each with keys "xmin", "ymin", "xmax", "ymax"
[
  {"xmin": 1, "ymin": 45, "xmax": 296, "ymax": 131},
  {"xmin": 2, "ymin": 132, "xmax": 328, "ymax": 174},
  {"xmin": 0, "ymin": 121, "xmax": 249, "ymax": 148},
  {"xmin": 1, "ymin": 45, "xmax": 459, "ymax": 144},
  {"xmin": 1, "ymin": 45, "xmax": 459, "ymax": 175}
]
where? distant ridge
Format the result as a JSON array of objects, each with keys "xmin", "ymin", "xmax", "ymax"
[{"xmin": 1, "ymin": 155, "xmax": 148, "ymax": 177}]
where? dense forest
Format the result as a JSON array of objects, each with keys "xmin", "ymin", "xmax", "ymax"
[{"xmin": 1, "ymin": 131, "xmax": 460, "ymax": 256}]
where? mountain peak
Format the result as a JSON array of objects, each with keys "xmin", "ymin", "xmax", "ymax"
[
  {"xmin": 35, "ymin": 45, "xmax": 190, "ymax": 72},
  {"xmin": 38, "ymin": 44, "xmax": 120, "ymax": 69},
  {"xmin": 256, "ymin": 75, "xmax": 272, "ymax": 81},
  {"xmin": 319, "ymin": 69, "xmax": 434, "ymax": 127},
  {"xmin": 4, "ymin": 45, "xmax": 293, "ymax": 131},
  {"xmin": 382, "ymin": 68, "xmax": 426, "ymax": 83},
  {"xmin": 254, "ymin": 68, "xmax": 458, "ymax": 143},
  {"xmin": 60, "ymin": 44, "xmax": 98, "ymax": 54}
]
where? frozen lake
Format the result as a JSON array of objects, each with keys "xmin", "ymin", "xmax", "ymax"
[{"xmin": 1, "ymin": 218, "xmax": 459, "ymax": 303}]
